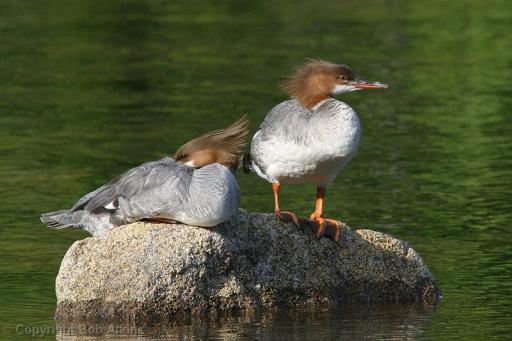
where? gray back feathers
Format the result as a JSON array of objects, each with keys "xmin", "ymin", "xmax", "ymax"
[{"xmin": 83, "ymin": 158, "xmax": 192, "ymax": 213}]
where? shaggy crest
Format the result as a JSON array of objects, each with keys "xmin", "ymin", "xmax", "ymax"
[
  {"xmin": 281, "ymin": 59, "xmax": 357, "ymax": 109},
  {"xmin": 174, "ymin": 115, "xmax": 250, "ymax": 169}
]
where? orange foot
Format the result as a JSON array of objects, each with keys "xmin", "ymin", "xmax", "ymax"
[
  {"xmin": 308, "ymin": 215, "xmax": 342, "ymax": 241},
  {"xmin": 275, "ymin": 210, "xmax": 300, "ymax": 227}
]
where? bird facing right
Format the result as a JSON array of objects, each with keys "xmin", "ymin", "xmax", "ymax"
[{"xmin": 245, "ymin": 59, "xmax": 388, "ymax": 241}]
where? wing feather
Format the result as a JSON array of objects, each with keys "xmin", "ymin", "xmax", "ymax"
[{"xmin": 84, "ymin": 157, "xmax": 192, "ymax": 212}]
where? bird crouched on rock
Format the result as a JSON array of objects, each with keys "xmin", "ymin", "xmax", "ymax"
[
  {"xmin": 244, "ymin": 59, "xmax": 387, "ymax": 241},
  {"xmin": 41, "ymin": 116, "xmax": 249, "ymax": 236}
]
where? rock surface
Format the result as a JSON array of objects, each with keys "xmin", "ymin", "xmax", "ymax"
[{"xmin": 55, "ymin": 210, "xmax": 441, "ymax": 321}]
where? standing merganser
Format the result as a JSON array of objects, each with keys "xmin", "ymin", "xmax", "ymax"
[
  {"xmin": 245, "ymin": 59, "xmax": 387, "ymax": 241},
  {"xmin": 41, "ymin": 116, "xmax": 249, "ymax": 236}
]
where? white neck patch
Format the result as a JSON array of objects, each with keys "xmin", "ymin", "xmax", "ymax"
[
  {"xmin": 332, "ymin": 84, "xmax": 360, "ymax": 95},
  {"xmin": 311, "ymin": 99, "xmax": 330, "ymax": 111},
  {"xmin": 184, "ymin": 160, "xmax": 197, "ymax": 168}
]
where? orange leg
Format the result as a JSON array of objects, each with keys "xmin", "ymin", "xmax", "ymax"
[
  {"xmin": 308, "ymin": 186, "xmax": 342, "ymax": 241},
  {"xmin": 272, "ymin": 182, "xmax": 299, "ymax": 226}
]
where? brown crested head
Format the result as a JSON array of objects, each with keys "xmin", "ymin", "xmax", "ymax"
[
  {"xmin": 281, "ymin": 59, "xmax": 357, "ymax": 109},
  {"xmin": 174, "ymin": 115, "xmax": 250, "ymax": 170},
  {"xmin": 281, "ymin": 59, "xmax": 387, "ymax": 109}
]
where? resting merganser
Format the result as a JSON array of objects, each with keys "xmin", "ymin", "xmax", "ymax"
[
  {"xmin": 245, "ymin": 59, "xmax": 387, "ymax": 241},
  {"xmin": 41, "ymin": 116, "xmax": 249, "ymax": 236}
]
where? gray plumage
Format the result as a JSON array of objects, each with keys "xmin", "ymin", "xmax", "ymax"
[
  {"xmin": 41, "ymin": 157, "xmax": 240, "ymax": 236},
  {"xmin": 249, "ymin": 98, "xmax": 361, "ymax": 185}
]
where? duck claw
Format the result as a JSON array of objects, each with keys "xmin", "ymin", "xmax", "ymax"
[
  {"xmin": 275, "ymin": 210, "xmax": 300, "ymax": 227},
  {"xmin": 305, "ymin": 217, "xmax": 341, "ymax": 241}
]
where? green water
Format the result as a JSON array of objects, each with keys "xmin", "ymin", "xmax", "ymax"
[{"xmin": 1, "ymin": 0, "xmax": 511, "ymax": 339}]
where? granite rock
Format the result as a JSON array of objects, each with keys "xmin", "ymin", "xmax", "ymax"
[{"xmin": 55, "ymin": 210, "xmax": 441, "ymax": 321}]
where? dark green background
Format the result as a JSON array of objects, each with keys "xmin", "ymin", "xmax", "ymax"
[{"xmin": 1, "ymin": 0, "xmax": 511, "ymax": 339}]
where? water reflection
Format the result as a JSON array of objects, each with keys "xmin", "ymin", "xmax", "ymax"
[
  {"xmin": 56, "ymin": 304, "xmax": 437, "ymax": 340},
  {"xmin": 0, "ymin": 0, "xmax": 511, "ymax": 340}
]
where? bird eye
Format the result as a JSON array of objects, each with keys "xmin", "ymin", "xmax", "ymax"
[
  {"xmin": 339, "ymin": 74, "xmax": 347, "ymax": 81},
  {"xmin": 177, "ymin": 153, "xmax": 187, "ymax": 161}
]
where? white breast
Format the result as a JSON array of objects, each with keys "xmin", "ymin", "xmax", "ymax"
[{"xmin": 251, "ymin": 99, "xmax": 361, "ymax": 186}]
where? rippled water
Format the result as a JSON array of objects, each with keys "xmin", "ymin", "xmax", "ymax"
[{"xmin": 1, "ymin": 0, "xmax": 511, "ymax": 340}]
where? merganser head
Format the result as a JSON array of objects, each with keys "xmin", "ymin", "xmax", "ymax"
[
  {"xmin": 282, "ymin": 59, "xmax": 388, "ymax": 109},
  {"xmin": 174, "ymin": 115, "xmax": 249, "ymax": 170}
]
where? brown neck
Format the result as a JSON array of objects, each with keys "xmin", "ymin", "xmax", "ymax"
[
  {"xmin": 215, "ymin": 150, "xmax": 239, "ymax": 170},
  {"xmin": 283, "ymin": 71, "xmax": 333, "ymax": 109},
  {"xmin": 296, "ymin": 93, "xmax": 330, "ymax": 109}
]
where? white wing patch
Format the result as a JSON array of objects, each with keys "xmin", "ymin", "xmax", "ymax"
[{"xmin": 104, "ymin": 200, "xmax": 117, "ymax": 210}]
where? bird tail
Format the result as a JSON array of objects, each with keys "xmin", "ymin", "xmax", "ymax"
[
  {"xmin": 240, "ymin": 152, "xmax": 252, "ymax": 173},
  {"xmin": 41, "ymin": 208, "xmax": 115, "ymax": 236},
  {"xmin": 40, "ymin": 210, "xmax": 76, "ymax": 229}
]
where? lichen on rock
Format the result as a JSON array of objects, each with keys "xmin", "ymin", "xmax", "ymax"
[{"xmin": 55, "ymin": 209, "xmax": 441, "ymax": 322}]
